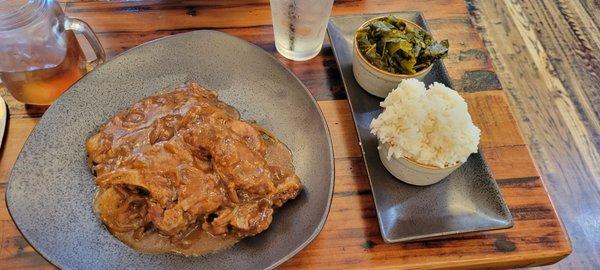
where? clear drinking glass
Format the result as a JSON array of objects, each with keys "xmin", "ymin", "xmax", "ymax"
[
  {"xmin": 269, "ymin": 0, "xmax": 335, "ymax": 61},
  {"xmin": 0, "ymin": 0, "xmax": 105, "ymax": 105}
]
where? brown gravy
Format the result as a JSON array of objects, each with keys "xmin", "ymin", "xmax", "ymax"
[{"xmin": 87, "ymin": 83, "xmax": 302, "ymax": 255}]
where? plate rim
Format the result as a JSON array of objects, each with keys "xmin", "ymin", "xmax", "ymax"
[{"xmin": 5, "ymin": 30, "xmax": 335, "ymax": 270}]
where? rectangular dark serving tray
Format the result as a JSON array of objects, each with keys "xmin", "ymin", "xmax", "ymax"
[{"xmin": 327, "ymin": 12, "xmax": 513, "ymax": 243}]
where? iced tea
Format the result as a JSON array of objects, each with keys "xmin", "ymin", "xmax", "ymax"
[{"xmin": 1, "ymin": 31, "xmax": 87, "ymax": 105}]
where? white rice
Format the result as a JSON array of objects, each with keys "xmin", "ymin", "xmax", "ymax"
[{"xmin": 370, "ymin": 79, "xmax": 481, "ymax": 168}]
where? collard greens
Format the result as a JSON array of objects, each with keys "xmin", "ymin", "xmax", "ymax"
[{"xmin": 356, "ymin": 16, "xmax": 449, "ymax": 74}]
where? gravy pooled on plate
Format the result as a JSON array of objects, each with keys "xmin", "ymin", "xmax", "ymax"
[{"xmin": 86, "ymin": 83, "xmax": 302, "ymax": 255}]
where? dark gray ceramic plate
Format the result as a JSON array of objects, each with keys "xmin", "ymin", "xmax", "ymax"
[
  {"xmin": 6, "ymin": 30, "xmax": 334, "ymax": 269},
  {"xmin": 327, "ymin": 12, "xmax": 513, "ymax": 243}
]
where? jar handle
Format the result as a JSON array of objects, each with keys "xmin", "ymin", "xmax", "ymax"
[{"xmin": 64, "ymin": 18, "xmax": 106, "ymax": 67}]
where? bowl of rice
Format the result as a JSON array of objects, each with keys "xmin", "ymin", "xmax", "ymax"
[{"xmin": 370, "ymin": 79, "xmax": 480, "ymax": 186}]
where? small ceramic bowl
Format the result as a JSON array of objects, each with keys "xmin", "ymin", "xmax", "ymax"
[
  {"xmin": 378, "ymin": 143, "xmax": 463, "ymax": 186},
  {"xmin": 352, "ymin": 17, "xmax": 433, "ymax": 98}
]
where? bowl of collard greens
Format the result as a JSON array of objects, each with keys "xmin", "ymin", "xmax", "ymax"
[{"xmin": 352, "ymin": 15, "xmax": 449, "ymax": 98}]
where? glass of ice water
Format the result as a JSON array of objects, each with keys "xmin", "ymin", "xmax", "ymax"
[{"xmin": 269, "ymin": 0, "xmax": 335, "ymax": 61}]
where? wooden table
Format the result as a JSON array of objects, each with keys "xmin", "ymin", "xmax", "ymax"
[
  {"xmin": 467, "ymin": 1, "xmax": 600, "ymax": 268},
  {"xmin": 0, "ymin": 0, "xmax": 572, "ymax": 269}
]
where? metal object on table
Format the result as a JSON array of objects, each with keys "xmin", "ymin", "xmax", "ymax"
[{"xmin": 0, "ymin": 95, "xmax": 6, "ymax": 148}]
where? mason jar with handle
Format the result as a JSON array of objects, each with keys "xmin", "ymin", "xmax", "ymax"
[{"xmin": 0, "ymin": 0, "xmax": 105, "ymax": 105}]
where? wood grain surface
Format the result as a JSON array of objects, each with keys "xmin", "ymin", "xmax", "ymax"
[
  {"xmin": 466, "ymin": 0, "xmax": 600, "ymax": 269},
  {"xmin": 0, "ymin": 0, "xmax": 573, "ymax": 269}
]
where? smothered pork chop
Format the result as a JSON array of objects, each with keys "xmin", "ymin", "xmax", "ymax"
[{"xmin": 86, "ymin": 83, "xmax": 302, "ymax": 255}]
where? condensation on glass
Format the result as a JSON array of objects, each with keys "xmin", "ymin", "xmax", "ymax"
[
  {"xmin": 269, "ymin": 0, "xmax": 334, "ymax": 61},
  {"xmin": 0, "ymin": 0, "xmax": 105, "ymax": 105}
]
